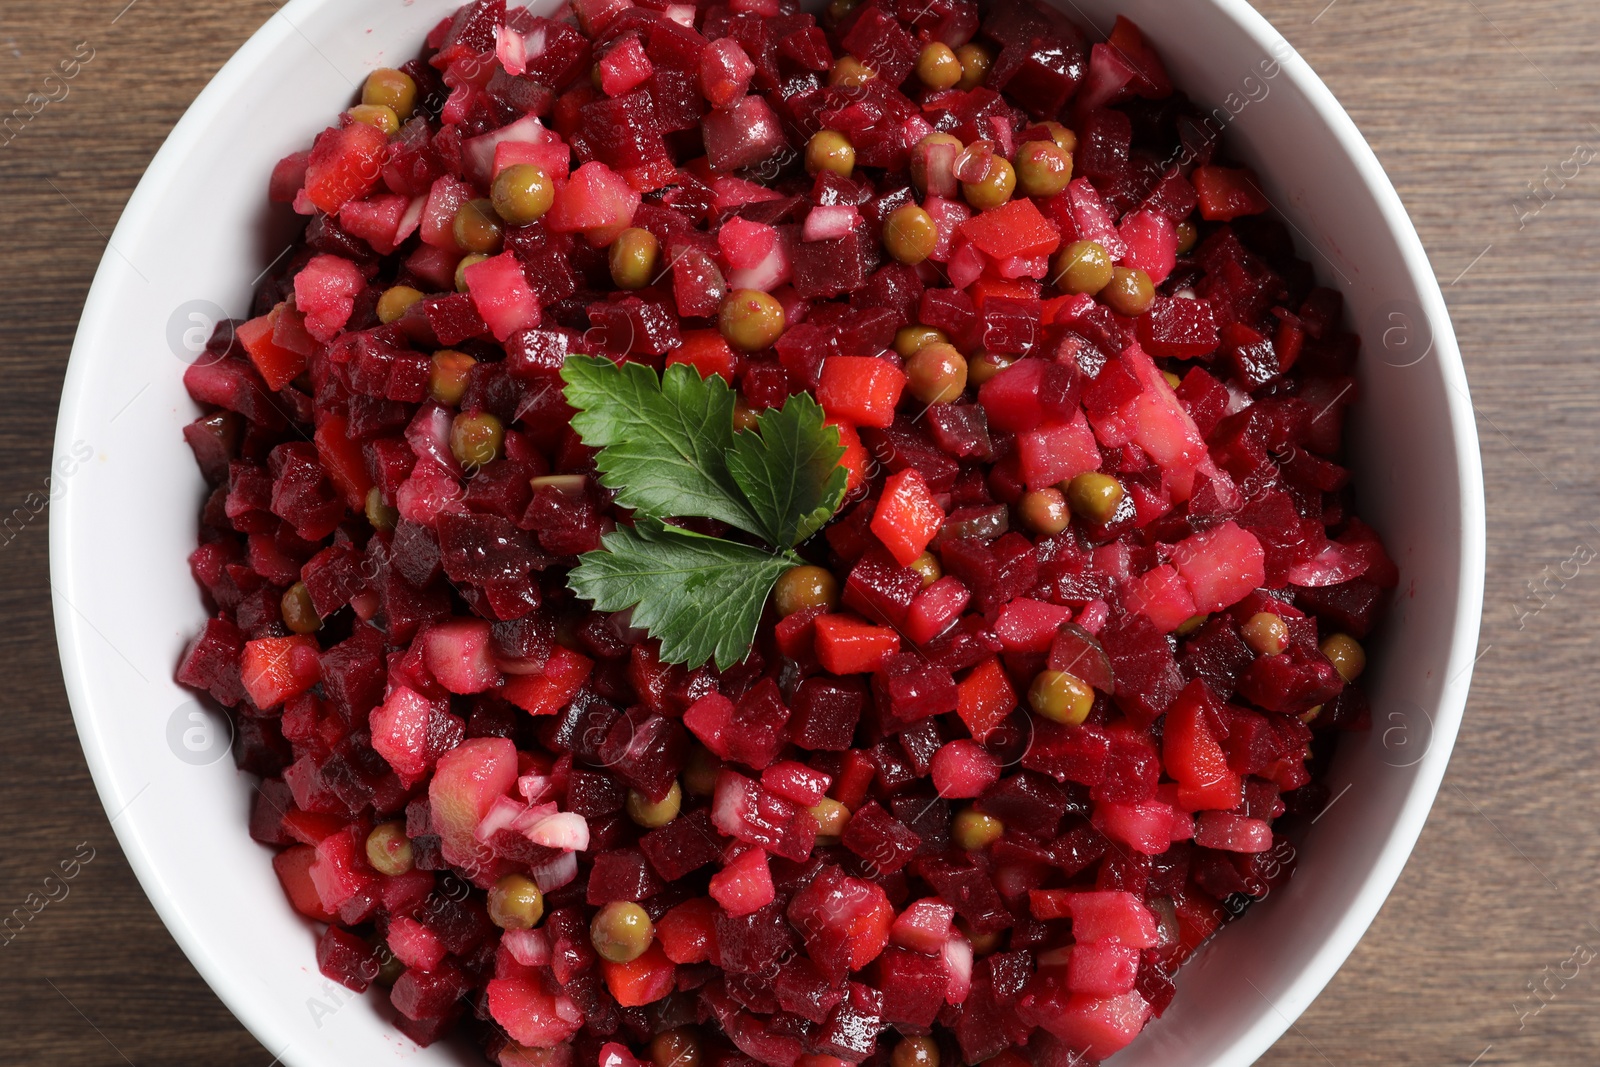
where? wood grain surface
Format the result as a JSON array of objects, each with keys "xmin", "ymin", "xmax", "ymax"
[{"xmin": 0, "ymin": 0, "xmax": 1588, "ymax": 1063}]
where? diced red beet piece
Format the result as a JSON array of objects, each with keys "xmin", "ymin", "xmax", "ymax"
[{"xmin": 841, "ymin": 800, "xmax": 921, "ymax": 874}]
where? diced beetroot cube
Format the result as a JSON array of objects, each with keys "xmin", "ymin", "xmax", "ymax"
[
  {"xmin": 240, "ymin": 635, "xmax": 321, "ymax": 708},
  {"xmin": 786, "ymin": 865, "xmax": 894, "ymax": 983},
  {"xmin": 429, "ymin": 736, "xmax": 518, "ymax": 876},
  {"xmin": 639, "ymin": 809, "xmax": 723, "ymax": 882},
  {"xmin": 682, "ymin": 678, "xmax": 789, "ymax": 770},
  {"xmin": 1123, "ymin": 564, "xmax": 1197, "ymax": 635},
  {"xmin": 877, "ymin": 946, "xmax": 949, "ymax": 1028},
  {"xmin": 994, "ymin": 598, "xmax": 1073, "ymax": 654},
  {"xmin": 464, "ymin": 252, "xmax": 541, "ymax": 342},
  {"xmin": 486, "ymin": 977, "xmax": 584, "ymax": 1048},
  {"xmin": 913, "ymin": 853, "xmax": 1012, "ymax": 934},
  {"xmin": 794, "ymin": 221, "xmax": 880, "ymax": 299},
  {"xmin": 978, "ymin": 357, "xmax": 1048, "ymax": 433},
  {"xmin": 931, "ymin": 740, "xmax": 1001, "ymax": 799},
  {"xmin": 841, "ymin": 799, "xmax": 921, "ymax": 874},
  {"xmin": 790, "ymin": 676, "xmax": 867, "ymax": 751},
  {"xmin": 841, "ymin": 7, "xmax": 917, "ymax": 84},
  {"xmin": 1237, "ymin": 644, "xmax": 1345, "ymax": 715},
  {"xmin": 1138, "ymin": 295, "xmax": 1221, "ymax": 360},
  {"xmin": 891, "ymin": 897, "xmax": 956, "ymax": 955},
  {"xmin": 587, "ymin": 847, "xmax": 664, "ymax": 903},
  {"xmin": 941, "ymin": 533, "xmax": 1038, "ymax": 615},
  {"xmin": 711, "ymin": 769, "xmax": 818, "ymax": 861},
  {"xmin": 776, "ymin": 957, "xmax": 846, "ymax": 1023},
  {"xmin": 906, "ymin": 576, "xmax": 971, "ymax": 647},
  {"xmin": 702, "ymin": 95, "xmax": 787, "ymax": 172},
  {"xmin": 761, "ymin": 760, "xmax": 833, "ymax": 807},
  {"xmin": 872, "ymin": 651, "xmax": 959, "ymax": 725},
  {"xmin": 700, "ymin": 37, "xmax": 755, "ymax": 107},
  {"xmin": 1099, "ymin": 612, "xmax": 1184, "ymax": 727},
  {"xmin": 303, "ymin": 121, "xmax": 389, "ymax": 215},
  {"xmin": 711, "ymin": 899, "xmax": 797, "ymax": 976},
  {"xmin": 708, "ymin": 846, "xmax": 775, "ymax": 917},
  {"xmin": 317, "ymin": 925, "xmax": 380, "ymax": 992}
]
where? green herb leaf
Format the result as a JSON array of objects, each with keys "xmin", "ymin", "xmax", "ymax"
[
  {"xmin": 561, "ymin": 356, "xmax": 763, "ymax": 535},
  {"xmin": 568, "ymin": 521, "xmax": 798, "ymax": 670},
  {"xmin": 727, "ymin": 392, "xmax": 849, "ymax": 548}
]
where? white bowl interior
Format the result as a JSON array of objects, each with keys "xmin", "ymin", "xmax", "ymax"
[{"xmin": 51, "ymin": 0, "xmax": 1484, "ymax": 1064}]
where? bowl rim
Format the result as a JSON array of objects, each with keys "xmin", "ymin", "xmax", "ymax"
[{"xmin": 50, "ymin": 0, "xmax": 1486, "ymax": 1063}]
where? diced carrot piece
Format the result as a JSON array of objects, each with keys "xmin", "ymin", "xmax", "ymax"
[
  {"xmin": 667, "ymin": 329, "xmax": 739, "ymax": 381},
  {"xmin": 501, "ymin": 646, "xmax": 594, "ymax": 715},
  {"xmin": 1192, "ymin": 165, "xmax": 1271, "ymax": 221},
  {"xmin": 273, "ymin": 844, "xmax": 335, "ymax": 922},
  {"xmin": 237, "ymin": 306, "xmax": 307, "ymax": 391},
  {"xmin": 814, "ymin": 614, "xmax": 901, "ymax": 674},
  {"xmin": 314, "ymin": 414, "xmax": 374, "ymax": 510},
  {"xmin": 818, "ymin": 356, "xmax": 906, "ymax": 429},
  {"xmin": 956, "ymin": 656, "xmax": 1018, "ymax": 742},
  {"xmin": 870, "ymin": 469, "xmax": 945, "ymax": 566},
  {"xmin": 600, "ymin": 942, "xmax": 676, "ymax": 1006}
]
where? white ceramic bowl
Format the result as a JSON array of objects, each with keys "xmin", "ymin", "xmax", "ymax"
[{"xmin": 51, "ymin": 0, "xmax": 1485, "ymax": 1063}]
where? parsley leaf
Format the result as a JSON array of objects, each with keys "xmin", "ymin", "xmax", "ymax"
[
  {"xmin": 568, "ymin": 521, "xmax": 798, "ymax": 670},
  {"xmin": 561, "ymin": 359, "xmax": 850, "ymax": 668},
  {"xmin": 561, "ymin": 356, "xmax": 763, "ymax": 536},
  {"xmin": 727, "ymin": 392, "xmax": 849, "ymax": 548}
]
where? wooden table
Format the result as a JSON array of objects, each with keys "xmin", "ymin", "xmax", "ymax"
[{"xmin": 0, "ymin": 0, "xmax": 1584, "ymax": 1062}]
